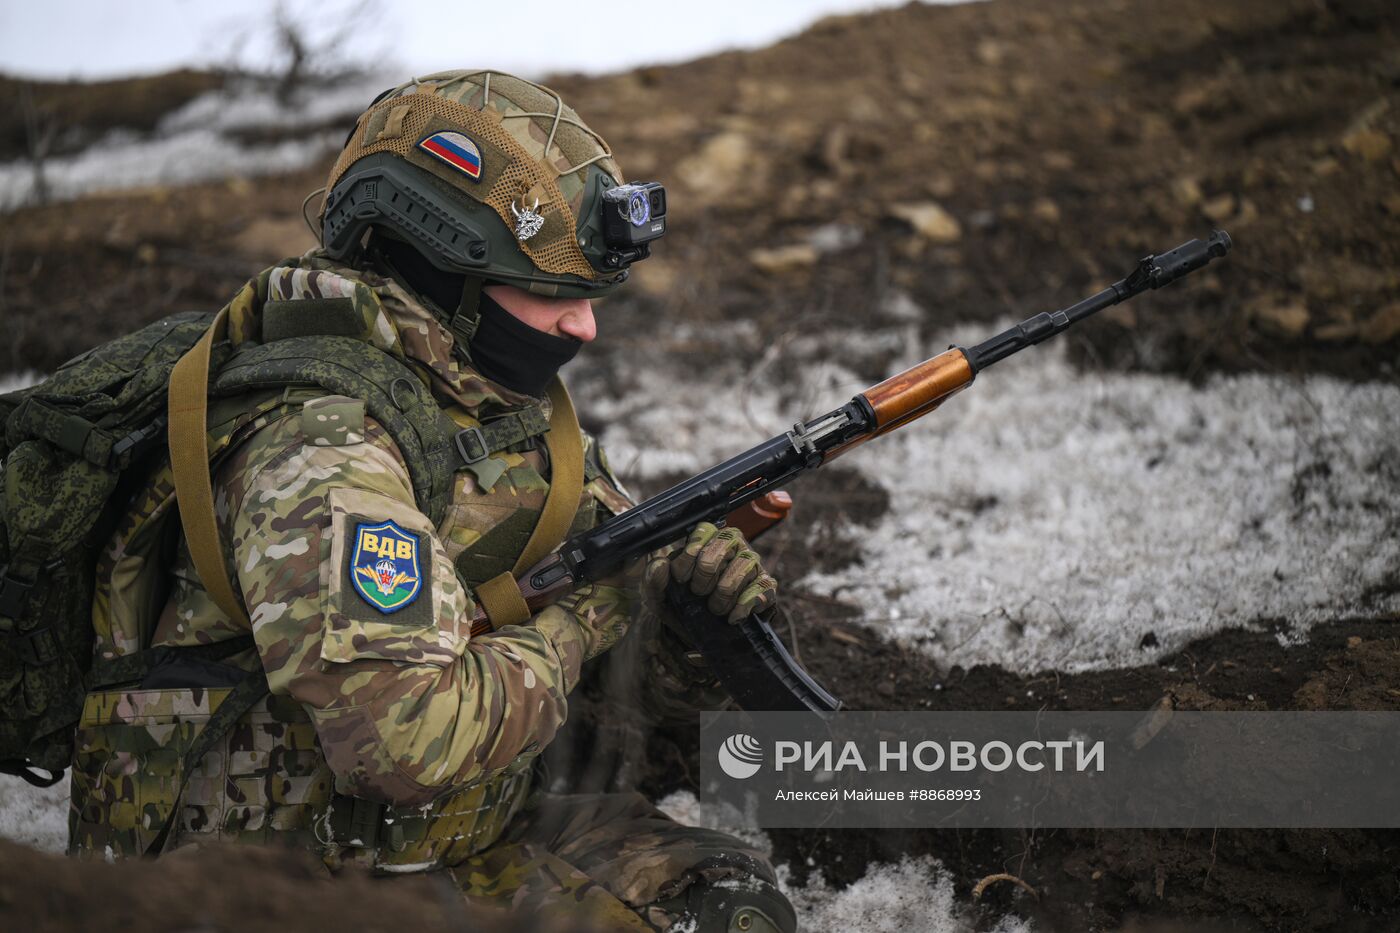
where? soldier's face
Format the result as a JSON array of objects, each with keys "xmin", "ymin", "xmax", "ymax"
[{"xmin": 483, "ymin": 284, "xmax": 597, "ymax": 343}]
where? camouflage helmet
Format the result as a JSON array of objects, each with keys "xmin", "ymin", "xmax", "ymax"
[{"xmin": 320, "ymin": 70, "xmax": 651, "ymax": 303}]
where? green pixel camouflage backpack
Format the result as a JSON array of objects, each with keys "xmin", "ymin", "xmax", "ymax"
[
  {"xmin": 0, "ymin": 300, "xmax": 530, "ymax": 788},
  {"xmin": 0, "ymin": 312, "xmax": 213, "ymax": 786}
]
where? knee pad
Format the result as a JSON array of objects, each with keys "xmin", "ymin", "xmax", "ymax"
[{"xmin": 649, "ymin": 876, "xmax": 797, "ymax": 933}]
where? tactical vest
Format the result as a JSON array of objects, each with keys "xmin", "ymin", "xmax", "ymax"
[{"xmin": 52, "ymin": 264, "xmax": 626, "ymax": 869}]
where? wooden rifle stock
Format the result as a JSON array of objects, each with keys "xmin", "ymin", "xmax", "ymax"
[
  {"xmin": 724, "ymin": 489, "xmax": 793, "ymax": 539},
  {"xmin": 826, "ymin": 347, "xmax": 975, "ymax": 461}
]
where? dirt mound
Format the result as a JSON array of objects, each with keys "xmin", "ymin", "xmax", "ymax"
[
  {"xmin": 0, "ymin": 838, "xmax": 596, "ymax": 933},
  {"xmin": 550, "ymin": 0, "xmax": 1400, "ymax": 382},
  {"xmin": 3, "ymin": 0, "xmax": 1399, "ymax": 380}
]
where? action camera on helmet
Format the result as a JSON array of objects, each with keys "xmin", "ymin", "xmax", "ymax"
[{"xmin": 599, "ymin": 182, "xmax": 667, "ymax": 267}]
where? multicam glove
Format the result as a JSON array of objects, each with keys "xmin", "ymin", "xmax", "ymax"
[{"xmin": 644, "ymin": 522, "xmax": 778, "ymax": 623}]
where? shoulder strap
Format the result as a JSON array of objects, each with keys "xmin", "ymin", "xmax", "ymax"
[
  {"xmin": 173, "ymin": 310, "xmax": 582, "ymax": 632},
  {"xmin": 214, "ymin": 336, "xmax": 459, "ymax": 527},
  {"xmin": 514, "ymin": 379, "xmax": 584, "ymax": 574},
  {"xmin": 474, "ymin": 377, "xmax": 584, "ymax": 629},
  {"xmin": 168, "ymin": 307, "xmax": 251, "ymax": 629}
]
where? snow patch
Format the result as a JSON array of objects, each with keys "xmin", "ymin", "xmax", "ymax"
[
  {"xmin": 0, "ymin": 371, "xmax": 42, "ymax": 394},
  {"xmin": 657, "ymin": 789, "xmax": 774, "ymax": 858},
  {"xmin": 781, "ymin": 858, "xmax": 1032, "ymax": 933},
  {"xmin": 158, "ymin": 77, "xmax": 394, "ymax": 136},
  {"xmin": 0, "ymin": 129, "xmax": 340, "ymax": 209},
  {"xmin": 659, "ymin": 791, "xmax": 1030, "ymax": 933},
  {"xmin": 0, "ymin": 778, "xmax": 68, "ymax": 854},
  {"xmin": 0, "ymin": 75, "xmax": 390, "ymax": 210},
  {"xmin": 804, "ymin": 340, "xmax": 1400, "ymax": 672}
]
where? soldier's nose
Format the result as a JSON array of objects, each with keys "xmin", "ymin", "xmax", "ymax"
[{"xmin": 557, "ymin": 302, "xmax": 597, "ymax": 343}]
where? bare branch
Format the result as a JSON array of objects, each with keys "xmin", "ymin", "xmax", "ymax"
[{"xmin": 20, "ymin": 83, "xmax": 58, "ymax": 206}]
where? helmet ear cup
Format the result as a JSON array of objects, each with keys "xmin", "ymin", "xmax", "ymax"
[{"xmin": 322, "ymin": 154, "xmax": 495, "ymax": 274}]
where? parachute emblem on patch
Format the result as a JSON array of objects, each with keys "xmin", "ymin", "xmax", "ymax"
[
  {"xmin": 350, "ymin": 520, "xmax": 422, "ymax": 614},
  {"xmin": 417, "ymin": 131, "xmax": 483, "ymax": 181}
]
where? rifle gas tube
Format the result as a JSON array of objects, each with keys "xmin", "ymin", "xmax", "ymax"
[{"xmin": 469, "ymin": 231, "xmax": 1232, "ymax": 712}]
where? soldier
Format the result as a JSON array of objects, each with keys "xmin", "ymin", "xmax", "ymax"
[{"xmin": 68, "ymin": 71, "xmax": 795, "ymax": 932}]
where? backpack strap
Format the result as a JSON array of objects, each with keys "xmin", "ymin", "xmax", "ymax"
[
  {"xmin": 168, "ymin": 307, "xmax": 251, "ymax": 629},
  {"xmin": 473, "ymin": 377, "xmax": 584, "ymax": 630},
  {"xmin": 213, "ymin": 336, "xmax": 461, "ymax": 527},
  {"xmin": 447, "ymin": 406, "xmax": 551, "ymax": 465}
]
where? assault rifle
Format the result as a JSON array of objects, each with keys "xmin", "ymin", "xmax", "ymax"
[{"xmin": 468, "ymin": 231, "xmax": 1232, "ymax": 711}]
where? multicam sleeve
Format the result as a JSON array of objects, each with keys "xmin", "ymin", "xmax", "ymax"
[{"xmin": 217, "ymin": 407, "xmax": 607, "ymax": 806}]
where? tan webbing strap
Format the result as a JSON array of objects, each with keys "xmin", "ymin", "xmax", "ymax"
[
  {"xmin": 475, "ymin": 377, "xmax": 584, "ymax": 629},
  {"xmin": 514, "ymin": 378, "xmax": 585, "ymax": 574},
  {"xmin": 474, "ymin": 573, "xmax": 530, "ymax": 630},
  {"xmin": 168, "ymin": 308, "xmax": 251, "ymax": 629}
]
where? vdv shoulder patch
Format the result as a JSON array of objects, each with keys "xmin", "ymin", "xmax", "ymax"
[
  {"xmin": 350, "ymin": 519, "xmax": 424, "ymax": 614},
  {"xmin": 418, "ymin": 131, "xmax": 483, "ymax": 181}
]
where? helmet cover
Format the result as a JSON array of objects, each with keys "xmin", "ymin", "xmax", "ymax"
[{"xmin": 321, "ymin": 70, "xmax": 632, "ymax": 298}]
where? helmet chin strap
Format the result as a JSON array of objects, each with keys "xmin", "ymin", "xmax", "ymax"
[{"xmin": 448, "ymin": 276, "xmax": 483, "ymax": 353}]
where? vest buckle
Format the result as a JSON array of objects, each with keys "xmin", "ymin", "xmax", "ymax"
[{"xmin": 454, "ymin": 426, "xmax": 489, "ymax": 464}]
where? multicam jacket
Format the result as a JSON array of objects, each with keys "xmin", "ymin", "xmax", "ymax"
[{"xmin": 69, "ymin": 253, "xmax": 656, "ymax": 869}]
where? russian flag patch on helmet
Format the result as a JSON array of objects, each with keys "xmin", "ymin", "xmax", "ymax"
[{"xmin": 418, "ymin": 131, "xmax": 483, "ymax": 181}]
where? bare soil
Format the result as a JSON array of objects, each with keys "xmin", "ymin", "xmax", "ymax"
[
  {"xmin": 4, "ymin": 0, "xmax": 1400, "ymax": 382},
  {"xmin": 3, "ymin": 0, "xmax": 1399, "ymax": 929},
  {"xmin": 757, "ymin": 617, "xmax": 1400, "ymax": 932}
]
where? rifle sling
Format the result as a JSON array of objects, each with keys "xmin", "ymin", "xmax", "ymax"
[
  {"xmin": 168, "ymin": 307, "xmax": 251, "ymax": 629},
  {"xmin": 473, "ymin": 377, "xmax": 583, "ymax": 630}
]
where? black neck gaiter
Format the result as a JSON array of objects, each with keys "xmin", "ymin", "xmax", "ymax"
[
  {"xmin": 470, "ymin": 293, "xmax": 582, "ymax": 397},
  {"xmin": 369, "ymin": 232, "xmax": 582, "ymax": 397}
]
